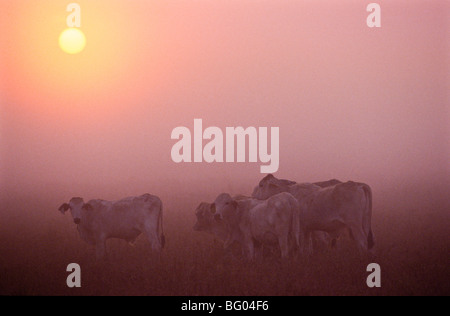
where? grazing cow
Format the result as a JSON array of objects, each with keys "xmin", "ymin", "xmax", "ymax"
[
  {"xmin": 252, "ymin": 174, "xmax": 374, "ymax": 254},
  {"xmin": 58, "ymin": 194, "xmax": 165, "ymax": 258},
  {"xmin": 212, "ymin": 192, "xmax": 301, "ymax": 260}
]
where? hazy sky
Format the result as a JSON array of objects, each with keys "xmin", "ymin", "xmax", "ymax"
[{"xmin": 0, "ymin": 1, "xmax": 448, "ymax": 207}]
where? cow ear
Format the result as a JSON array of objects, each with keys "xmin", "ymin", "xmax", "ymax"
[
  {"xmin": 58, "ymin": 203, "xmax": 70, "ymax": 214},
  {"xmin": 210, "ymin": 203, "xmax": 216, "ymax": 214},
  {"xmin": 82, "ymin": 203, "xmax": 93, "ymax": 211}
]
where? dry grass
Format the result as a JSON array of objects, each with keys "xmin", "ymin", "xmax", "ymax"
[{"xmin": 0, "ymin": 196, "xmax": 448, "ymax": 296}]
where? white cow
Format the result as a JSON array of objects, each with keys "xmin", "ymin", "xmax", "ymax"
[
  {"xmin": 252, "ymin": 174, "xmax": 374, "ymax": 254},
  {"xmin": 251, "ymin": 175, "xmax": 328, "ymax": 251},
  {"xmin": 212, "ymin": 192, "xmax": 301, "ymax": 260},
  {"xmin": 58, "ymin": 194, "xmax": 165, "ymax": 258},
  {"xmin": 194, "ymin": 197, "xmax": 282, "ymax": 258}
]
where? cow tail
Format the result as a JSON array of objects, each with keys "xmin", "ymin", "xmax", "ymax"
[
  {"xmin": 292, "ymin": 199, "xmax": 301, "ymax": 252},
  {"xmin": 158, "ymin": 200, "xmax": 166, "ymax": 249},
  {"xmin": 368, "ymin": 230, "xmax": 374, "ymax": 250},
  {"xmin": 362, "ymin": 184, "xmax": 374, "ymax": 250}
]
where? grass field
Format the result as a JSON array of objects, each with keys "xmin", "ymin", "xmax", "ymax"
[{"xmin": 0, "ymin": 194, "xmax": 448, "ymax": 296}]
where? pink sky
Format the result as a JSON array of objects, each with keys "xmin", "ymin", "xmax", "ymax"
[{"xmin": 0, "ymin": 0, "xmax": 448, "ymax": 209}]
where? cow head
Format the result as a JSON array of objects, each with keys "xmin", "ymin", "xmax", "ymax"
[
  {"xmin": 212, "ymin": 193, "xmax": 238, "ymax": 222},
  {"xmin": 58, "ymin": 197, "xmax": 93, "ymax": 225},
  {"xmin": 193, "ymin": 202, "xmax": 217, "ymax": 232}
]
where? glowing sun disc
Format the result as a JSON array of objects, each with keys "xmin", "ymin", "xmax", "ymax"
[{"xmin": 59, "ymin": 28, "xmax": 86, "ymax": 54}]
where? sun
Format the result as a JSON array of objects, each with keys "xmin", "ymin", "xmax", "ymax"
[{"xmin": 59, "ymin": 28, "xmax": 86, "ymax": 54}]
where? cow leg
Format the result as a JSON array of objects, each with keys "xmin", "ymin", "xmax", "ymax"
[
  {"xmin": 312, "ymin": 231, "xmax": 330, "ymax": 252},
  {"xmin": 304, "ymin": 231, "xmax": 313, "ymax": 256},
  {"xmin": 297, "ymin": 230, "xmax": 306, "ymax": 257},
  {"xmin": 297, "ymin": 230, "xmax": 311, "ymax": 257},
  {"xmin": 143, "ymin": 221, "xmax": 162, "ymax": 252},
  {"xmin": 253, "ymin": 239, "xmax": 264, "ymax": 261},
  {"xmin": 245, "ymin": 237, "xmax": 255, "ymax": 261},
  {"xmin": 328, "ymin": 231, "xmax": 341, "ymax": 251},
  {"xmin": 247, "ymin": 244, "xmax": 255, "ymax": 261},
  {"xmin": 95, "ymin": 237, "xmax": 106, "ymax": 259},
  {"xmin": 349, "ymin": 225, "xmax": 368, "ymax": 254},
  {"xmin": 255, "ymin": 245, "xmax": 263, "ymax": 261},
  {"xmin": 330, "ymin": 236, "xmax": 338, "ymax": 249},
  {"xmin": 277, "ymin": 233, "xmax": 289, "ymax": 259}
]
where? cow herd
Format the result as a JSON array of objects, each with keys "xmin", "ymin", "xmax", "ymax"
[{"xmin": 59, "ymin": 174, "xmax": 374, "ymax": 260}]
